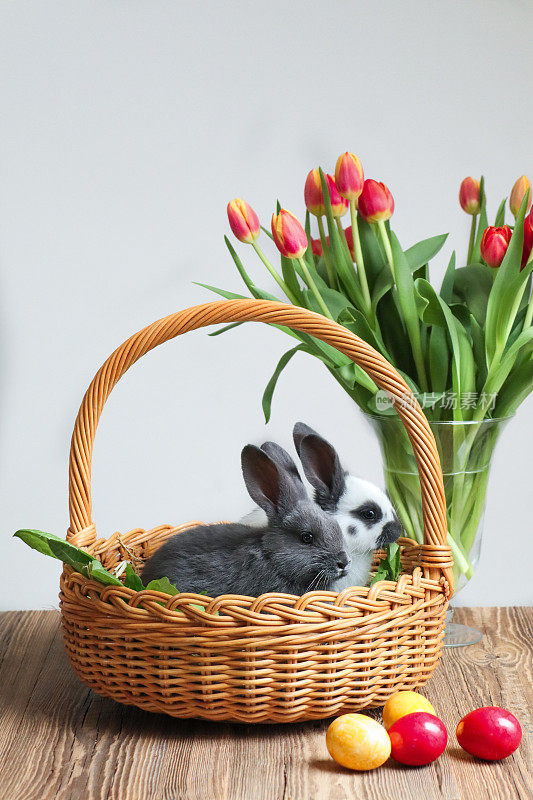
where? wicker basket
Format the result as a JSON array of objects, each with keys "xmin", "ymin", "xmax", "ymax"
[{"xmin": 60, "ymin": 299, "xmax": 453, "ymax": 723}]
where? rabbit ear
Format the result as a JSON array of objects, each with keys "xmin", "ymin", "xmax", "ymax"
[
  {"xmin": 242, "ymin": 444, "xmax": 307, "ymax": 519},
  {"xmin": 261, "ymin": 441, "xmax": 304, "ymax": 487},
  {"xmin": 296, "ymin": 429, "xmax": 346, "ymax": 511},
  {"xmin": 293, "ymin": 422, "xmax": 319, "ymax": 456}
]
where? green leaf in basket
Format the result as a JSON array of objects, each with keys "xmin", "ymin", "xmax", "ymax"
[
  {"xmin": 14, "ymin": 528, "xmax": 125, "ymax": 587},
  {"xmin": 262, "ymin": 345, "xmax": 304, "ymax": 423},
  {"xmin": 145, "ymin": 576, "xmax": 180, "ymax": 595},
  {"xmin": 370, "ymin": 542, "xmax": 402, "ymax": 586},
  {"xmin": 47, "ymin": 538, "xmax": 95, "ymax": 570},
  {"xmin": 86, "ymin": 559, "xmax": 123, "ymax": 586},
  {"xmin": 123, "ymin": 563, "xmax": 145, "ymax": 591},
  {"xmin": 14, "ymin": 528, "xmax": 70, "ymax": 558}
]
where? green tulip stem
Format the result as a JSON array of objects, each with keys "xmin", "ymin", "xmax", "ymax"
[
  {"xmin": 297, "ymin": 257, "xmax": 334, "ymax": 320},
  {"xmin": 467, "ymin": 214, "xmax": 477, "ymax": 265},
  {"xmin": 317, "ymin": 216, "xmax": 337, "ymax": 288},
  {"xmin": 350, "ymin": 200, "xmax": 372, "ymax": 314},
  {"xmin": 522, "ymin": 249, "xmax": 533, "ymax": 330},
  {"xmin": 377, "ymin": 220, "xmax": 395, "ymax": 281},
  {"xmin": 252, "ymin": 242, "xmax": 299, "ymax": 305},
  {"xmin": 377, "ymin": 219, "xmax": 428, "ymax": 392}
]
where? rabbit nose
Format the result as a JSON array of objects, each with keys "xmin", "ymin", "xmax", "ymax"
[{"xmin": 337, "ymin": 552, "xmax": 350, "ymax": 570}]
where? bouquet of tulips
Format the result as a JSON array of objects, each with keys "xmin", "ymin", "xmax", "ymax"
[{"xmin": 201, "ymin": 155, "xmax": 533, "ymax": 587}]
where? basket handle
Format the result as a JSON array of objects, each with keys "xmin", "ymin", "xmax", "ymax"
[{"xmin": 68, "ymin": 299, "xmax": 453, "ymax": 589}]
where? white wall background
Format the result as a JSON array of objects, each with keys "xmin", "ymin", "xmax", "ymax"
[{"xmin": 1, "ymin": 0, "xmax": 532, "ymax": 609}]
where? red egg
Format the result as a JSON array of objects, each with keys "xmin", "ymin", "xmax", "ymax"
[
  {"xmin": 388, "ymin": 712, "xmax": 447, "ymax": 766},
  {"xmin": 456, "ymin": 707, "xmax": 522, "ymax": 760}
]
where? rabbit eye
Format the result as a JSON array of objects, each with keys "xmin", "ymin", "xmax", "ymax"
[
  {"xmin": 301, "ymin": 532, "xmax": 313, "ymax": 544},
  {"xmin": 351, "ymin": 503, "xmax": 382, "ymax": 524}
]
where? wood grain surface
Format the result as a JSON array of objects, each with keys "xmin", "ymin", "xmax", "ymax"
[{"xmin": 0, "ymin": 607, "xmax": 531, "ymax": 800}]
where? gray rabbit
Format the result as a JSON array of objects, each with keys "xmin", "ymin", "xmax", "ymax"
[{"xmin": 141, "ymin": 443, "xmax": 350, "ymax": 597}]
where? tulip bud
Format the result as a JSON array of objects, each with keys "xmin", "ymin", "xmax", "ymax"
[
  {"xmin": 343, "ymin": 225, "xmax": 356, "ymax": 261},
  {"xmin": 480, "ymin": 225, "xmax": 512, "ymax": 268},
  {"xmin": 335, "ymin": 152, "xmax": 364, "ymax": 200},
  {"xmin": 510, "ymin": 175, "xmax": 532, "ymax": 218},
  {"xmin": 311, "ymin": 237, "xmax": 323, "ymax": 257},
  {"xmin": 271, "ymin": 209, "xmax": 308, "ymax": 259},
  {"xmin": 358, "ymin": 179, "xmax": 395, "ymax": 223},
  {"xmin": 459, "ymin": 177, "xmax": 481, "ymax": 215},
  {"xmin": 227, "ymin": 199, "xmax": 260, "ymax": 243},
  {"xmin": 304, "ymin": 169, "xmax": 348, "ymax": 218},
  {"xmin": 522, "ymin": 208, "xmax": 533, "ymax": 268}
]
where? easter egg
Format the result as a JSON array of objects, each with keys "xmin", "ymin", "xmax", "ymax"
[
  {"xmin": 388, "ymin": 712, "xmax": 448, "ymax": 766},
  {"xmin": 456, "ymin": 707, "xmax": 522, "ymax": 760},
  {"xmin": 326, "ymin": 713, "xmax": 391, "ymax": 770},
  {"xmin": 382, "ymin": 690, "xmax": 436, "ymax": 731}
]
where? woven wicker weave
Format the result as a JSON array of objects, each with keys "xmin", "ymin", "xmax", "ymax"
[{"xmin": 60, "ymin": 299, "xmax": 453, "ymax": 723}]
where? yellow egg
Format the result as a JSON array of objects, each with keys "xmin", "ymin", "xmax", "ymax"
[
  {"xmin": 326, "ymin": 713, "xmax": 391, "ymax": 770},
  {"xmin": 382, "ymin": 691, "xmax": 436, "ymax": 731}
]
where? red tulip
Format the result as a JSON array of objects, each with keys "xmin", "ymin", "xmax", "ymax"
[
  {"xmin": 358, "ymin": 179, "xmax": 395, "ymax": 223},
  {"xmin": 343, "ymin": 225, "xmax": 356, "ymax": 261},
  {"xmin": 522, "ymin": 208, "xmax": 533, "ymax": 268},
  {"xmin": 510, "ymin": 175, "xmax": 532, "ymax": 218},
  {"xmin": 304, "ymin": 169, "xmax": 348, "ymax": 218},
  {"xmin": 480, "ymin": 225, "xmax": 512, "ymax": 268},
  {"xmin": 335, "ymin": 152, "xmax": 364, "ymax": 200},
  {"xmin": 227, "ymin": 199, "xmax": 260, "ymax": 243},
  {"xmin": 459, "ymin": 177, "xmax": 481, "ymax": 215},
  {"xmin": 311, "ymin": 237, "xmax": 323, "ymax": 257},
  {"xmin": 271, "ymin": 209, "xmax": 308, "ymax": 259}
]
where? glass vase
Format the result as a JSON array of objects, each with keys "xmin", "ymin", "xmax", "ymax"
[{"xmin": 363, "ymin": 412, "xmax": 513, "ymax": 647}]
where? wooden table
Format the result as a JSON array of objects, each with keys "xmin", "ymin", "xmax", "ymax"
[{"xmin": 0, "ymin": 608, "xmax": 531, "ymax": 800}]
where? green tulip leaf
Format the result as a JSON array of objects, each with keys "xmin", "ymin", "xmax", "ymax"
[
  {"xmin": 485, "ymin": 192, "xmax": 531, "ymax": 367},
  {"xmin": 404, "ymin": 233, "xmax": 448, "ymax": 271},
  {"xmin": 262, "ymin": 345, "xmax": 304, "ymax": 423}
]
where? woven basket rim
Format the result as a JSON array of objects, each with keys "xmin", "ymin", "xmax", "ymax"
[{"xmin": 61, "ymin": 529, "xmax": 450, "ymax": 627}]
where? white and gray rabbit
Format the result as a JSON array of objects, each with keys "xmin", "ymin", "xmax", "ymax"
[
  {"xmin": 293, "ymin": 423, "xmax": 402, "ymax": 589},
  {"xmin": 141, "ymin": 443, "xmax": 351, "ymax": 597},
  {"xmin": 241, "ymin": 423, "xmax": 402, "ymax": 589}
]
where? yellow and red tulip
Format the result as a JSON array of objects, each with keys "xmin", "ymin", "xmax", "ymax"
[
  {"xmin": 271, "ymin": 209, "xmax": 308, "ymax": 259},
  {"xmin": 480, "ymin": 225, "xmax": 512, "ymax": 268},
  {"xmin": 510, "ymin": 175, "xmax": 532, "ymax": 219},
  {"xmin": 459, "ymin": 177, "xmax": 481, "ymax": 215},
  {"xmin": 227, "ymin": 199, "xmax": 260, "ymax": 243},
  {"xmin": 335, "ymin": 152, "xmax": 364, "ymax": 200},
  {"xmin": 304, "ymin": 169, "xmax": 348, "ymax": 218},
  {"xmin": 358, "ymin": 179, "xmax": 395, "ymax": 223}
]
